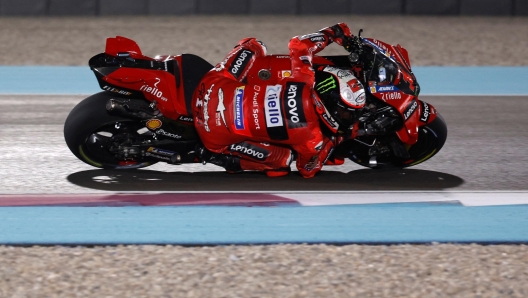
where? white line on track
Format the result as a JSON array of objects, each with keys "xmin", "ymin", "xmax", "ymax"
[
  {"xmin": 3, "ymin": 191, "xmax": 526, "ymax": 207},
  {"xmin": 272, "ymin": 191, "xmax": 528, "ymax": 207}
]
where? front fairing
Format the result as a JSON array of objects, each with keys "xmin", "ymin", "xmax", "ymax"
[{"xmin": 361, "ymin": 38, "xmax": 427, "ymax": 145}]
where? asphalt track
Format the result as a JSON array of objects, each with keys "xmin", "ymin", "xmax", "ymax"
[{"xmin": 1, "ymin": 66, "xmax": 528, "ymax": 244}]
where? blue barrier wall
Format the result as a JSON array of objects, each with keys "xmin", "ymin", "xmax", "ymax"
[{"xmin": 0, "ymin": 0, "xmax": 527, "ymax": 16}]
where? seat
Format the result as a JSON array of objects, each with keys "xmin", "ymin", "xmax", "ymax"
[{"xmin": 178, "ymin": 54, "xmax": 214, "ymax": 116}]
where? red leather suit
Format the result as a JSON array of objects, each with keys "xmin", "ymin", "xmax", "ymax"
[{"xmin": 192, "ymin": 23, "xmax": 354, "ymax": 178}]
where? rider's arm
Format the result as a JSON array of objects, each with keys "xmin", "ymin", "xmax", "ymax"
[
  {"xmin": 318, "ymin": 23, "xmax": 355, "ymax": 50},
  {"xmin": 288, "ymin": 23, "xmax": 355, "ymax": 82},
  {"xmin": 286, "ymin": 23, "xmax": 355, "ymax": 178}
]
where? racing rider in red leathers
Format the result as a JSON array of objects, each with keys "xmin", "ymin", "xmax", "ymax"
[{"xmin": 193, "ymin": 23, "xmax": 366, "ymax": 178}]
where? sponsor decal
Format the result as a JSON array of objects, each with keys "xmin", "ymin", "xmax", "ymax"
[
  {"xmin": 252, "ymin": 85, "xmax": 261, "ymax": 130},
  {"xmin": 348, "ymin": 79, "xmax": 363, "ymax": 93},
  {"xmin": 337, "ymin": 70, "xmax": 353, "ymax": 79},
  {"xmin": 264, "ymin": 85, "xmax": 288, "ymax": 140},
  {"xmin": 194, "ymin": 84, "xmax": 205, "ymax": 126},
  {"xmin": 381, "ymin": 92, "xmax": 402, "ymax": 101},
  {"xmin": 371, "ymin": 85, "xmax": 401, "ymax": 95},
  {"xmin": 229, "ymin": 142, "xmax": 269, "ymax": 161},
  {"xmin": 420, "ymin": 101, "xmax": 430, "ymax": 123},
  {"xmin": 275, "ymin": 55, "xmax": 290, "ymax": 59},
  {"xmin": 372, "ymin": 39, "xmax": 393, "ymax": 57},
  {"xmin": 234, "ymin": 86, "xmax": 245, "ymax": 130},
  {"xmin": 215, "ymin": 113, "xmax": 221, "ymax": 126},
  {"xmin": 102, "ymin": 85, "xmax": 132, "ymax": 96},
  {"xmin": 322, "ymin": 112, "xmax": 339, "ymax": 130},
  {"xmin": 202, "ymin": 84, "xmax": 214, "ymax": 132},
  {"xmin": 299, "ymin": 56, "xmax": 311, "ymax": 64},
  {"xmin": 316, "ymin": 76, "xmax": 336, "ymax": 94},
  {"xmin": 216, "ymin": 88, "xmax": 227, "ymax": 128},
  {"xmin": 310, "ymin": 35, "xmax": 326, "ymax": 43},
  {"xmin": 303, "ymin": 155, "xmax": 320, "ymax": 171},
  {"xmin": 146, "ymin": 119, "xmax": 162, "ymax": 130},
  {"xmin": 354, "ymin": 92, "xmax": 366, "ymax": 105},
  {"xmin": 229, "ymin": 49, "xmax": 254, "ymax": 79},
  {"xmin": 377, "ymin": 85, "xmax": 398, "ymax": 92},
  {"xmin": 264, "ymin": 85, "xmax": 283, "ymax": 128},
  {"xmin": 300, "ymin": 33, "xmax": 324, "ymax": 41},
  {"xmin": 322, "ymin": 147, "xmax": 335, "ymax": 165},
  {"xmin": 140, "ymin": 78, "xmax": 168, "ymax": 101},
  {"xmin": 369, "ymin": 81, "xmax": 377, "ymax": 93},
  {"xmin": 323, "ymin": 66, "xmax": 353, "ymax": 80},
  {"xmin": 284, "ymin": 82, "xmax": 307, "ymax": 129},
  {"xmin": 403, "ymin": 99, "xmax": 418, "ymax": 121},
  {"xmin": 312, "ymin": 93, "xmax": 324, "ymax": 110},
  {"xmin": 145, "ymin": 152, "xmax": 171, "ymax": 161},
  {"xmin": 363, "ymin": 39, "xmax": 393, "ymax": 59},
  {"xmin": 156, "ymin": 129, "xmax": 182, "ymax": 139},
  {"xmin": 213, "ymin": 48, "xmax": 243, "ymax": 72},
  {"xmin": 195, "ymin": 97, "xmax": 203, "ymax": 108},
  {"xmin": 178, "ymin": 115, "xmax": 193, "ymax": 122},
  {"xmin": 280, "ymin": 70, "xmax": 292, "ymax": 78},
  {"xmin": 147, "ymin": 147, "xmax": 175, "ymax": 157}
]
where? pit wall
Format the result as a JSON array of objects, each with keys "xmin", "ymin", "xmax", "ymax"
[{"xmin": 0, "ymin": 0, "xmax": 527, "ymax": 16}]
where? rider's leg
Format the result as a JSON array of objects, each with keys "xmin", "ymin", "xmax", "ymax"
[
  {"xmin": 197, "ymin": 141, "xmax": 293, "ymax": 176},
  {"xmin": 224, "ymin": 141, "xmax": 294, "ymax": 177}
]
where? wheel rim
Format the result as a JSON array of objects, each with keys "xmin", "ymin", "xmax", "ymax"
[{"xmin": 81, "ymin": 120, "xmax": 154, "ymax": 169}]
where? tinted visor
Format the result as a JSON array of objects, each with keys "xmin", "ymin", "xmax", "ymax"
[{"xmin": 335, "ymin": 105, "xmax": 362, "ymax": 128}]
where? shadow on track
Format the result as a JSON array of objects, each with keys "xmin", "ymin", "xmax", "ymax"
[{"xmin": 67, "ymin": 168, "xmax": 464, "ymax": 192}]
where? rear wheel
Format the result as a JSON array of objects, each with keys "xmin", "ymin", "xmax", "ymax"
[
  {"xmin": 344, "ymin": 113, "xmax": 447, "ymax": 168},
  {"xmin": 64, "ymin": 92, "xmax": 157, "ymax": 169}
]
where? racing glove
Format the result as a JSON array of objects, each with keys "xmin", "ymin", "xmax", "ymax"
[{"xmin": 319, "ymin": 23, "xmax": 362, "ymax": 54}]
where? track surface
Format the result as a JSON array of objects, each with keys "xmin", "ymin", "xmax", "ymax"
[{"xmin": 1, "ymin": 95, "xmax": 527, "ymax": 194}]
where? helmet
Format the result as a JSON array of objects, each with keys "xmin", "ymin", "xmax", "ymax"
[{"xmin": 314, "ymin": 66, "xmax": 366, "ymax": 128}]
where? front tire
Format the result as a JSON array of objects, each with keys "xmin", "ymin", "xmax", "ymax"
[
  {"xmin": 64, "ymin": 92, "xmax": 157, "ymax": 169},
  {"xmin": 346, "ymin": 112, "xmax": 447, "ymax": 168}
]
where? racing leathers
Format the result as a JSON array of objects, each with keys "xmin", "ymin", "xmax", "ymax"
[{"xmin": 192, "ymin": 23, "xmax": 356, "ymax": 178}]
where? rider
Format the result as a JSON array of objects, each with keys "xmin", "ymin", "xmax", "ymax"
[{"xmin": 192, "ymin": 23, "xmax": 365, "ymax": 178}]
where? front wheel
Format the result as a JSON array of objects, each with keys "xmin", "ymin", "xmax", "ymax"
[
  {"xmin": 64, "ymin": 92, "xmax": 157, "ymax": 169},
  {"xmin": 344, "ymin": 113, "xmax": 447, "ymax": 168}
]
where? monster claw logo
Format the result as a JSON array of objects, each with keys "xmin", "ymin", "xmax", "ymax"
[{"xmin": 316, "ymin": 76, "xmax": 336, "ymax": 94}]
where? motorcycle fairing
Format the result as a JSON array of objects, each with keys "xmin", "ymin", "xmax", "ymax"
[
  {"xmin": 98, "ymin": 66, "xmax": 180, "ymax": 119},
  {"xmin": 105, "ymin": 36, "xmax": 144, "ymax": 58},
  {"xmin": 89, "ymin": 36, "xmax": 213, "ymax": 121},
  {"xmin": 361, "ymin": 38, "xmax": 432, "ymax": 145}
]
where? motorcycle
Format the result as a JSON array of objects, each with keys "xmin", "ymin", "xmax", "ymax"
[{"xmin": 64, "ymin": 31, "xmax": 447, "ymax": 171}]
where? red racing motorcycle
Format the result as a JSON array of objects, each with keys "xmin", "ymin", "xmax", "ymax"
[{"xmin": 64, "ymin": 32, "xmax": 447, "ymax": 170}]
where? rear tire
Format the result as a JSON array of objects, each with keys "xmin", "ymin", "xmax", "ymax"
[{"xmin": 64, "ymin": 92, "xmax": 157, "ymax": 169}]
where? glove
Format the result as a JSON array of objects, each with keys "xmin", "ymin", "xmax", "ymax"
[
  {"xmin": 320, "ymin": 23, "xmax": 352, "ymax": 46},
  {"xmin": 320, "ymin": 23, "xmax": 363, "ymax": 54},
  {"xmin": 343, "ymin": 35, "xmax": 363, "ymax": 54}
]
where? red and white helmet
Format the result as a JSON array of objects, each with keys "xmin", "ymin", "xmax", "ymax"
[{"xmin": 314, "ymin": 66, "xmax": 366, "ymax": 127}]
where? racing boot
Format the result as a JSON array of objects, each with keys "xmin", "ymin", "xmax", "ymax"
[{"xmin": 195, "ymin": 144, "xmax": 243, "ymax": 173}]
